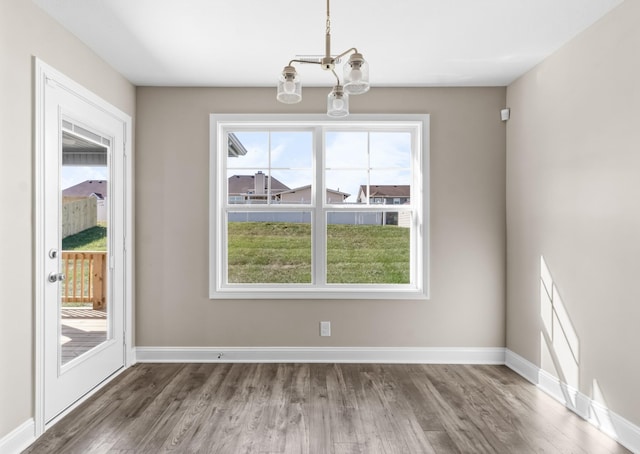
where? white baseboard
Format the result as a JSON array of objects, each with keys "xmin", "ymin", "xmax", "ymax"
[
  {"xmin": 505, "ymin": 349, "xmax": 640, "ymax": 454},
  {"xmin": 0, "ymin": 419, "xmax": 35, "ymax": 454},
  {"xmin": 135, "ymin": 346, "xmax": 506, "ymax": 365},
  {"xmin": 504, "ymin": 349, "xmax": 539, "ymax": 383}
]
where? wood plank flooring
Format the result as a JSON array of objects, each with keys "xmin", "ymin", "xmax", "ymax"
[{"xmin": 23, "ymin": 363, "xmax": 630, "ymax": 454}]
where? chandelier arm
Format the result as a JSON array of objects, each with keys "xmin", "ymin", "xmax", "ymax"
[
  {"xmin": 334, "ymin": 47, "xmax": 359, "ymax": 61},
  {"xmin": 289, "ymin": 59, "xmax": 323, "ymax": 66},
  {"xmin": 331, "ymin": 69, "xmax": 341, "ymax": 86}
]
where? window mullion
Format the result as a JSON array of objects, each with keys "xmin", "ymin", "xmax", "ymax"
[
  {"xmin": 267, "ymin": 132, "xmax": 272, "ymax": 206},
  {"xmin": 314, "ymin": 126, "xmax": 326, "ymax": 286},
  {"xmin": 367, "ymin": 131, "xmax": 371, "ymax": 207}
]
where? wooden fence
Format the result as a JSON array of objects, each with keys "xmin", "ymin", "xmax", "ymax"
[
  {"xmin": 62, "ymin": 197, "xmax": 97, "ymax": 238},
  {"xmin": 61, "ymin": 251, "xmax": 107, "ymax": 310}
]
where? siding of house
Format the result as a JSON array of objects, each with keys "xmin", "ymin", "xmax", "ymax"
[
  {"xmin": 0, "ymin": 0, "xmax": 135, "ymax": 441},
  {"xmin": 277, "ymin": 187, "xmax": 312, "ymax": 204},
  {"xmin": 276, "ymin": 187, "xmax": 347, "ymax": 204}
]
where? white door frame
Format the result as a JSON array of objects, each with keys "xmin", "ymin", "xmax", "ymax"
[{"xmin": 33, "ymin": 58, "xmax": 134, "ymax": 436}]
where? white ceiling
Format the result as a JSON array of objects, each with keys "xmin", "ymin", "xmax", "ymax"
[{"xmin": 32, "ymin": 0, "xmax": 623, "ymax": 87}]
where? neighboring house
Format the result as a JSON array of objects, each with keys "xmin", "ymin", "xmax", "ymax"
[
  {"xmin": 356, "ymin": 185, "xmax": 411, "ymax": 225},
  {"xmin": 228, "ymin": 172, "xmax": 290, "ymax": 203},
  {"xmin": 228, "ymin": 172, "xmax": 349, "ymax": 204},
  {"xmin": 357, "ymin": 185, "xmax": 410, "ymax": 205},
  {"xmin": 62, "ymin": 179, "xmax": 108, "ymax": 222}
]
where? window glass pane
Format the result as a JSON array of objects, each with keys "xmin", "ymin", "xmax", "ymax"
[
  {"xmin": 370, "ymin": 132, "xmax": 411, "ymax": 168},
  {"xmin": 368, "ymin": 169, "xmax": 412, "ymax": 186},
  {"xmin": 271, "ymin": 131, "xmax": 312, "ymax": 168},
  {"xmin": 325, "ymin": 131, "xmax": 368, "ymax": 168},
  {"xmin": 271, "ymin": 170, "xmax": 313, "ymax": 204},
  {"xmin": 227, "ymin": 212, "xmax": 312, "ymax": 284},
  {"xmin": 227, "ymin": 132, "xmax": 268, "ymax": 168},
  {"xmin": 324, "ymin": 169, "xmax": 367, "ymax": 204},
  {"xmin": 326, "ymin": 212, "xmax": 411, "ymax": 284}
]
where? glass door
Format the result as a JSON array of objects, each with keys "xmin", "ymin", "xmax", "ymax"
[
  {"xmin": 41, "ymin": 73, "xmax": 126, "ymax": 424},
  {"xmin": 59, "ymin": 124, "xmax": 111, "ymax": 365}
]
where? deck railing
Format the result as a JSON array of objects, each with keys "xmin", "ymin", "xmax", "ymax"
[{"xmin": 61, "ymin": 251, "xmax": 107, "ymax": 310}]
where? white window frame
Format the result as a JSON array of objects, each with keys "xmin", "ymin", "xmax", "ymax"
[{"xmin": 209, "ymin": 114, "xmax": 430, "ymax": 300}]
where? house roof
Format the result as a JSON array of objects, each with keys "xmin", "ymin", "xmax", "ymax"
[
  {"xmin": 62, "ymin": 180, "xmax": 108, "ymax": 199},
  {"xmin": 359, "ymin": 185, "xmax": 410, "ymax": 198},
  {"xmin": 228, "ymin": 174, "xmax": 290, "ymax": 195},
  {"xmin": 228, "ymin": 133, "xmax": 248, "ymax": 158}
]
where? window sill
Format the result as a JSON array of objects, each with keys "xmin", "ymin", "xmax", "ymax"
[{"xmin": 210, "ymin": 286, "xmax": 429, "ymax": 300}]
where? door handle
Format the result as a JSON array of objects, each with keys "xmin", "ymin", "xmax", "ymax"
[{"xmin": 48, "ymin": 272, "xmax": 66, "ymax": 283}]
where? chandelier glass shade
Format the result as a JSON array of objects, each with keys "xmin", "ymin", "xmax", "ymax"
[
  {"xmin": 343, "ymin": 53, "xmax": 370, "ymax": 95},
  {"xmin": 327, "ymin": 85, "xmax": 349, "ymax": 117},
  {"xmin": 276, "ymin": 0, "xmax": 369, "ymax": 116},
  {"xmin": 276, "ymin": 66, "xmax": 302, "ymax": 104}
]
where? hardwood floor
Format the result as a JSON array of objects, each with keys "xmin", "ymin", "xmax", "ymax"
[{"xmin": 23, "ymin": 363, "xmax": 630, "ymax": 453}]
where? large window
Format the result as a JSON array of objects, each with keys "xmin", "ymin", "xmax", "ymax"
[{"xmin": 210, "ymin": 115, "xmax": 429, "ymax": 299}]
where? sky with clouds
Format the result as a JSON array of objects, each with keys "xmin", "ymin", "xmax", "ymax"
[{"xmin": 230, "ymin": 131, "xmax": 411, "ymax": 202}]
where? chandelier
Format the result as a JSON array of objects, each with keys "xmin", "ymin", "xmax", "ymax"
[{"xmin": 276, "ymin": 0, "xmax": 370, "ymax": 117}]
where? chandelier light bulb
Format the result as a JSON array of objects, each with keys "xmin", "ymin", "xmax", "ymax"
[
  {"xmin": 283, "ymin": 79, "xmax": 296, "ymax": 93},
  {"xmin": 327, "ymin": 85, "xmax": 349, "ymax": 117},
  {"xmin": 350, "ymin": 68, "xmax": 362, "ymax": 82}
]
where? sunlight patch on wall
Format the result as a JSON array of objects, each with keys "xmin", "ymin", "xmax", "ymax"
[
  {"xmin": 590, "ymin": 379, "xmax": 617, "ymax": 435},
  {"xmin": 540, "ymin": 256, "xmax": 580, "ymax": 391}
]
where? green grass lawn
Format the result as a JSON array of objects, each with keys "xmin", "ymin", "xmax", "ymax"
[
  {"xmin": 227, "ymin": 222, "xmax": 410, "ymax": 284},
  {"xmin": 62, "ymin": 223, "xmax": 107, "ymax": 251}
]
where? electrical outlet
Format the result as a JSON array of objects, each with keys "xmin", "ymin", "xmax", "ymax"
[{"xmin": 320, "ymin": 321, "xmax": 331, "ymax": 337}]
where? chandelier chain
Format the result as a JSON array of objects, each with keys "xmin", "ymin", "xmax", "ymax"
[{"xmin": 326, "ymin": 0, "xmax": 331, "ymax": 36}]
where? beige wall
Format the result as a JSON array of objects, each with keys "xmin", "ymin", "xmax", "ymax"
[
  {"xmin": 0, "ymin": 0, "xmax": 135, "ymax": 440},
  {"xmin": 135, "ymin": 87, "xmax": 506, "ymax": 347},
  {"xmin": 506, "ymin": 0, "xmax": 639, "ymax": 427}
]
